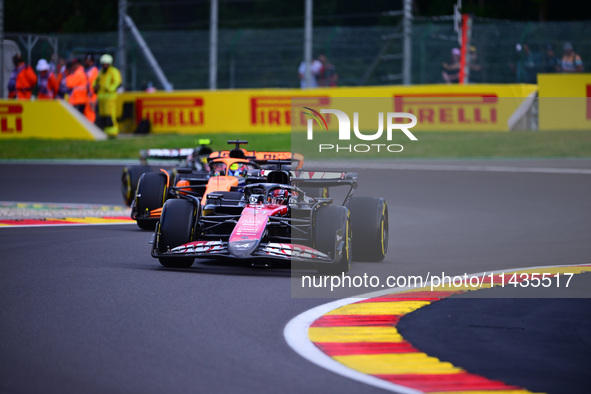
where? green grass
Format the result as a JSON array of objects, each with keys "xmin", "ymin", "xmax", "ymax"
[
  {"xmin": 392, "ymin": 130, "xmax": 591, "ymax": 158},
  {"xmin": 0, "ymin": 133, "xmax": 291, "ymax": 160},
  {"xmin": 0, "ymin": 131, "xmax": 590, "ymax": 160},
  {"xmin": 294, "ymin": 130, "xmax": 591, "ymax": 159},
  {"xmin": 408, "ymin": 130, "xmax": 591, "ymax": 158}
]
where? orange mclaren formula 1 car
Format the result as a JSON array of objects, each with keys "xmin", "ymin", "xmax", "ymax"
[
  {"xmin": 120, "ymin": 139, "xmax": 213, "ymax": 207},
  {"xmin": 130, "ymin": 140, "xmax": 305, "ymax": 230}
]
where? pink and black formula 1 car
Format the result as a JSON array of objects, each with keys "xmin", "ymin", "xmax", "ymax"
[{"xmin": 150, "ymin": 169, "xmax": 388, "ymax": 274}]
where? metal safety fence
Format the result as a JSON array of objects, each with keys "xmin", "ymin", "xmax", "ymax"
[{"xmin": 7, "ymin": 18, "xmax": 591, "ymax": 91}]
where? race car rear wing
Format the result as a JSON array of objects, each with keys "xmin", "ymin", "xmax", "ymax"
[
  {"xmin": 208, "ymin": 150, "xmax": 303, "ymax": 168},
  {"xmin": 140, "ymin": 148, "xmax": 196, "ymax": 161},
  {"xmin": 291, "ymin": 170, "xmax": 358, "ymax": 187},
  {"xmin": 138, "ymin": 139, "xmax": 212, "ymax": 163},
  {"xmin": 291, "ymin": 170, "xmax": 359, "ymax": 205}
]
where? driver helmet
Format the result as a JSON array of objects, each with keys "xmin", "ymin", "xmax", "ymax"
[
  {"xmin": 228, "ymin": 162, "xmax": 246, "ymax": 177},
  {"xmin": 268, "ymin": 189, "xmax": 290, "ymax": 205}
]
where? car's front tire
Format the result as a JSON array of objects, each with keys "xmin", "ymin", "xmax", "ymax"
[
  {"xmin": 347, "ymin": 196, "xmax": 388, "ymax": 262},
  {"xmin": 314, "ymin": 205, "xmax": 351, "ymax": 275},
  {"xmin": 157, "ymin": 199, "xmax": 198, "ymax": 268}
]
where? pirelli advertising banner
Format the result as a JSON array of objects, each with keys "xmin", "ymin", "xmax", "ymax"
[
  {"xmin": 119, "ymin": 84, "xmax": 537, "ymax": 134},
  {"xmin": 538, "ymin": 73, "xmax": 591, "ymax": 131},
  {"xmin": 0, "ymin": 100, "xmax": 106, "ymax": 140}
]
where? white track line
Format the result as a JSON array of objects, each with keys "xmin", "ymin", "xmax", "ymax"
[
  {"xmin": 0, "ymin": 159, "xmax": 138, "ymax": 165},
  {"xmin": 0, "ymin": 222, "xmax": 135, "ymax": 229},
  {"xmin": 305, "ymin": 161, "xmax": 591, "ymax": 175},
  {"xmin": 284, "ymin": 263, "xmax": 591, "ymax": 393},
  {"xmin": 2, "ymin": 159, "xmax": 591, "ymax": 174},
  {"xmin": 284, "ymin": 293, "xmax": 422, "ymax": 394},
  {"xmin": 0, "ymin": 201, "xmax": 128, "ymax": 209}
]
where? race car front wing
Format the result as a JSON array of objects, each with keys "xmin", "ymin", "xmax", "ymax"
[{"xmin": 151, "ymin": 239, "xmax": 334, "ymax": 264}]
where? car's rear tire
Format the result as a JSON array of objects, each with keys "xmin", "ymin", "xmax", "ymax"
[
  {"xmin": 347, "ymin": 196, "xmax": 388, "ymax": 262},
  {"xmin": 314, "ymin": 205, "xmax": 351, "ymax": 275},
  {"xmin": 157, "ymin": 199, "xmax": 197, "ymax": 268},
  {"xmin": 135, "ymin": 172, "xmax": 167, "ymax": 230},
  {"xmin": 121, "ymin": 165, "xmax": 151, "ymax": 206}
]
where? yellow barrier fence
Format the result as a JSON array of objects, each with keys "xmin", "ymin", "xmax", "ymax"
[
  {"xmin": 119, "ymin": 84, "xmax": 538, "ymax": 134},
  {"xmin": 1, "ymin": 84, "xmax": 541, "ymax": 139},
  {"xmin": 538, "ymin": 73, "xmax": 591, "ymax": 131},
  {"xmin": 0, "ymin": 100, "xmax": 106, "ymax": 140}
]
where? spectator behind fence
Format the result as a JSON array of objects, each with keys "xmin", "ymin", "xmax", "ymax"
[
  {"xmin": 36, "ymin": 59, "xmax": 58, "ymax": 99},
  {"xmin": 8, "ymin": 54, "xmax": 37, "ymax": 100},
  {"xmin": 141, "ymin": 80, "xmax": 157, "ymax": 93},
  {"xmin": 442, "ymin": 48, "xmax": 460, "ymax": 83},
  {"xmin": 95, "ymin": 54, "xmax": 122, "ymax": 138},
  {"xmin": 512, "ymin": 43, "xmax": 538, "ymax": 83},
  {"xmin": 84, "ymin": 54, "xmax": 99, "ymax": 123},
  {"xmin": 560, "ymin": 42, "xmax": 583, "ymax": 73},
  {"xmin": 49, "ymin": 53, "xmax": 58, "ymax": 74},
  {"xmin": 317, "ymin": 54, "xmax": 338, "ymax": 87},
  {"xmin": 56, "ymin": 58, "xmax": 68, "ymax": 99},
  {"xmin": 542, "ymin": 44, "xmax": 561, "ymax": 73},
  {"xmin": 298, "ymin": 58, "xmax": 322, "ymax": 88},
  {"xmin": 65, "ymin": 58, "xmax": 89, "ymax": 115},
  {"xmin": 468, "ymin": 46, "xmax": 483, "ymax": 83}
]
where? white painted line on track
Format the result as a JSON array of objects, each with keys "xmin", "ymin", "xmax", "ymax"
[
  {"xmin": 3, "ymin": 159, "xmax": 591, "ymax": 174},
  {"xmin": 0, "ymin": 201, "xmax": 128, "ymax": 209},
  {"xmin": 284, "ymin": 263, "xmax": 591, "ymax": 393},
  {"xmin": 0, "ymin": 159, "xmax": 138, "ymax": 165},
  {"xmin": 306, "ymin": 161, "xmax": 591, "ymax": 175},
  {"xmin": 284, "ymin": 294, "xmax": 422, "ymax": 394},
  {"xmin": 0, "ymin": 222, "xmax": 135, "ymax": 229}
]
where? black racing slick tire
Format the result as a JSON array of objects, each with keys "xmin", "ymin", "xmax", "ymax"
[
  {"xmin": 135, "ymin": 172, "xmax": 167, "ymax": 230},
  {"xmin": 347, "ymin": 196, "xmax": 388, "ymax": 262},
  {"xmin": 314, "ymin": 205, "xmax": 351, "ymax": 275},
  {"xmin": 121, "ymin": 165, "xmax": 151, "ymax": 206},
  {"xmin": 157, "ymin": 199, "xmax": 197, "ymax": 268}
]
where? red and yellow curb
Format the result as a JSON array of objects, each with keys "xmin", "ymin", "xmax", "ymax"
[
  {"xmin": 287, "ymin": 264, "xmax": 591, "ymax": 394},
  {"xmin": 0, "ymin": 202, "xmax": 134, "ymax": 227},
  {"xmin": 0, "ymin": 216, "xmax": 134, "ymax": 227}
]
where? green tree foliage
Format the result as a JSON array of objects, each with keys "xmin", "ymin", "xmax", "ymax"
[
  {"xmin": 5, "ymin": 0, "xmax": 591, "ymax": 34},
  {"xmin": 6, "ymin": 0, "xmax": 117, "ymax": 33}
]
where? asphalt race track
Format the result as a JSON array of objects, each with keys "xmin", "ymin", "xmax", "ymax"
[{"xmin": 1, "ymin": 161, "xmax": 590, "ymax": 393}]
